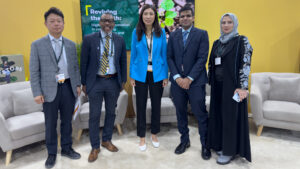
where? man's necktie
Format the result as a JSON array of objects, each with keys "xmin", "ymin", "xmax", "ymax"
[
  {"xmin": 183, "ymin": 31, "xmax": 188, "ymax": 47},
  {"xmin": 100, "ymin": 35, "xmax": 110, "ymax": 74},
  {"xmin": 53, "ymin": 39, "xmax": 61, "ymax": 60}
]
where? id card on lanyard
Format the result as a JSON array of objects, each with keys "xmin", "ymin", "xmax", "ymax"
[
  {"xmin": 53, "ymin": 39, "xmax": 66, "ymax": 83},
  {"xmin": 146, "ymin": 33, "xmax": 153, "ymax": 72}
]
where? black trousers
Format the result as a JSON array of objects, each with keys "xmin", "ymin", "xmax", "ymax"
[
  {"xmin": 171, "ymin": 83, "xmax": 208, "ymax": 146},
  {"xmin": 88, "ymin": 76, "xmax": 120, "ymax": 149},
  {"xmin": 135, "ymin": 72, "xmax": 163, "ymax": 137},
  {"xmin": 43, "ymin": 79, "xmax": 75, "ymax": 155}
]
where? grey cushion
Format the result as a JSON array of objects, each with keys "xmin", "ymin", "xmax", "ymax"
[
  {"xmin": 80, "ymin": 102, "xmax": 105, "ymax": 122},
  {"xmin": 269, "ymin": 76, "xmax": 300, "ymax": 103},
  {"xmin": 12, "ymin": 88, "xmax": 43, "ymax": 116},
  {"xmin": 263, "ymin": 100, "xmax": 300, "ymax": 123},
  {"xmin": 6, "ymin": 112, "xmax": 45, "ymax": 140}
]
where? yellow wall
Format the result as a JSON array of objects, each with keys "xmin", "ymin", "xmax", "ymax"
[{"xmin": 1, "ymin": 0, "xmax": 300, "ymax": 79}]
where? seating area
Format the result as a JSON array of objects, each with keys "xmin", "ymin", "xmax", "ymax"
[
  {"xmin": 131, "ymin": 82, "xmax": 211, "ymax": 124},
  {"xmin": 0, "ymin": 81, "xmax": 45, "ymax": 166},
  {"xmin": 1, "ymin": 73, "xmax": 299, "ymax": 166},
  {"xmin": 73, "ymin": 90, "xmax": 129, "ymax": 140},
  {"xmin": 250, "ymin": 72, "xmax": 300, "ymax": 136}
]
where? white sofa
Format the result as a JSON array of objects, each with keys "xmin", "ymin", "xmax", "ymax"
[
  {"xmin": 73, "ymin": 90, "xmax": 129, "ymax": 140},
  {"xmin": 132, "ymin": 82, "xmax": 211, "ymax": 124},
  {"xmin": 0, "ymin": 81, "xmax": 44, "ymax": 166},
  {"xmin": 250, "ymin": 72, "xmax": 300, "ymax": 136}
]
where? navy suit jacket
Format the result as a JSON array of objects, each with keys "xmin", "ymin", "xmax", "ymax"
[
  {"xmin": 80, "ymin": 32, "xmax": 127, "ymax": 94},
  {"xmin": 167, "ymin": 27, "xmax": 209, "ymax": 87}
]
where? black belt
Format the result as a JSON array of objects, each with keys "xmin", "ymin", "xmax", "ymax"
[
  {"xmin": 97, "ymin": 73, "xmax": 118, "ymax": 78},
  {"xmin": 148, "ymin": 61, "xmax": 152, "ymax": 65}
]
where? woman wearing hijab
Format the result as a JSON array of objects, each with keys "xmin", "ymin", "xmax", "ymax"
[
  {"xmin": 130, "ymin": 4, "xmax": 168, "ymax": 151},
  {"xmin": 207, "ymin": 13, "xmax": 253, "ymax": 164}
]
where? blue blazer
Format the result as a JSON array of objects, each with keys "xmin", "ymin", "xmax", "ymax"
[
  {"xmin": 167, "ymin": 27, "xmax": 209, "ymax": 86},
  {"xmin": 130, "ymin": 29, "xmax": 168, "ymax": 83}
]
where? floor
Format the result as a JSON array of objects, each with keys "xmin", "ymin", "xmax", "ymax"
[{"xmin": 1, "ymin": 117, "xmax": 300, "ymax": 169}]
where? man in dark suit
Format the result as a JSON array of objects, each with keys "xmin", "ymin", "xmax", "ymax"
[
  {"xmin": 81, "ymin": 13, "xmax": 127, "ymax": 162},
  {"xmin": 30, "ymin": 7, "xmax": 81, "ymax": 169},
  {"xmin": 167, "ymin": 5, "xmax": 211, "ymax": 160}
]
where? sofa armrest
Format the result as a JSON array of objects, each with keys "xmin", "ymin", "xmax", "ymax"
[
  {"xmin": 250, "ymin": 84, "xmax": 265, "ymax": 126},
  {"xmin": 115, "ymin": 90, "xmax": 129, "ymax": 125},
  {"xmin": 79, "ymin": 93, "xmax": 88, "ymax": 105},
  {"xmin": 0, "ymin": 112, "xmax": 12, "ymax": 151}
]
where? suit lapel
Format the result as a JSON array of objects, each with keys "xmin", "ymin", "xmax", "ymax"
[
  {"xmin": 95, "ymin": 32, "xmax": 101, "ymax": 68},
  {"xmin": 184, "ymin": 27, "xmax": 196, "ymax": 51},
  {"xmin": 63, "ymin": 37, "xmax": 72, "ymax": 65},
  {"xmin": 45, "ymin": 35, "xmax": 59, "ymax": 69},
  {"xmin": 152, "ymin": 33, "xmax": 158, "ymax": 59},
  {"xmin": 175, "ymin": 29, "xmax": 184, "ymax": 52},
  {"xmin": 112, "ymin": 33, "xmax": 117, "ymax": 65}
]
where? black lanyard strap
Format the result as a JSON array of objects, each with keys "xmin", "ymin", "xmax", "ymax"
[
  {"xmin": 146, "ymin": 33, "xmax": 153, "ymax": 56},
  {"xmin": 52, "ymin": 39, "xmax": 64, "ymax": 64}
]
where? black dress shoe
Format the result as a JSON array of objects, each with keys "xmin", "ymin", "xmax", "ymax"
[
  {"xmin": 201, "ymin": 146, "xmax": 211, "ymax": 160},
  {"xmin": 45, "ymin": 154, "xmax": 56, "ymax": 169},
  {"xmin": 175, "ymin": 141, "xmax": 190, "ymax": 154},
  {"xmin": 61, "ymin": 148, "xmax": 81, "ymax": 159}
]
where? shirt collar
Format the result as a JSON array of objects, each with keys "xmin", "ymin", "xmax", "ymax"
[
  {"xmin": 48, "ymin": 33, "xmax": 62, "ymax": 41},
  {"xmin": 182, "ymin": 25, "xmax": 193, "ymax": 33},
  {"xmin": 100, "ymin": 29, "xmax": 112, "ymax": 39}
]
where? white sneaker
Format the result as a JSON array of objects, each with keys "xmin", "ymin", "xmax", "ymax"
[
  {"xmin": 150, "ymin": 137, "xmax": 160, "ymax": 148},
  {"xmin": 139, "ymin": 143, "xmax": 147, "ymax": 151}
]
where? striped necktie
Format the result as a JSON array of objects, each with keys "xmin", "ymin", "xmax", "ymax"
[{"xmin": 100, "ymin": 35, "xmax": 110, "ymax": 74}]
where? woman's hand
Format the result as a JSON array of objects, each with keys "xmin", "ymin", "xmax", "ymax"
[
  {"xmin": 234, "ymin": 89, "xmax": 249, "ymax": 101},
  {"xmin": 162, "ymin": 79, "xmax": 168, "ymax": 87},
  {"xmin": 130, "ymin": 78, "xmax": 136, "ymax": 87}
]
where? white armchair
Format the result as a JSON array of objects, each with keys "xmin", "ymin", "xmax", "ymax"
[{"xmin": 250, "ymin": 72, "xmax": 300, "ymax": 136}]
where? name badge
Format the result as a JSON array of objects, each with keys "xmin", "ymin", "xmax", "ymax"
[
  {"xmin": 56, "ymin": 73, "xmax": 65, "ymax": 83},
  {"xmin": 147, "ymin": 65, "xmax": 153, "ymax": 72},
  {"xmin": 215, "ymin": 57, "xmax": 221, "ymax": 65}
]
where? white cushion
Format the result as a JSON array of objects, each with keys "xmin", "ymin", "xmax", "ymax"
[
  {"xmin": 6, "ymin": 112, "xmax": 45, "ymax": 140},
  {"xmin": 12, "ymin": 88, "xmax": 43, "ymax": 116},
  {"xmin": 263, "ymin": 100, "xmax": 300, "ymax": 123},
  {"xmin": 269, "ymin": 76, "xmax": 300, "ymax": 103}
]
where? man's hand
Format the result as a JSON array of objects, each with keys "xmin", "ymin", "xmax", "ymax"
[
  {"xmin": 175, "ymin": 77, "xmax": 184, "ymax": 88},
  {"xmin": 234, "ymin": 89, "xmax": 249, "ymax": 101},
  {"xmin": 82, "ymin": 85, "xmax": 87, "ymax": 96},
  {"xmin": 162, "ymin": 79, "xmax": 168, "ymax": 87},
  {"xmin": 77, "ymin": 87, "xmax": 81, "ymax": 97},
  {"xmin": 181, "ymin": 78, "xmax": 192, "ymax": 89},
  {"xmin": 34, "ymin": 95, "xmax": 44, "ymax": 104},
  {"xmin": 130, "ymin": 78, "xmax": 136, "ymax": 87}
]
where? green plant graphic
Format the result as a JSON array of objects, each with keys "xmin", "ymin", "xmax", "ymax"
[{"xmin": 158, "ymin": 0, "xmax": 177, "ymax": 28}]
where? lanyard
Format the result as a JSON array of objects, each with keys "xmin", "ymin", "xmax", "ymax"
[
  {"xmin": 146, "ymin": 33, "xmax": 153, "ymax": 58},
  {"xmin": 100, "ymin": 36, "xmax": 114, "ymax": 57},
  {"xmin": 52, "ymin": 39, "xmax": 64, "ymax": 64}
]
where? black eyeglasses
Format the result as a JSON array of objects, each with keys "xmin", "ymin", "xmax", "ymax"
[{"xmin": 100, "ymin": 19, "xmax": 114, "ymax": 23}]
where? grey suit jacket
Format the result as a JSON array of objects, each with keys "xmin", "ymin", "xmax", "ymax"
[{"xmin": 30, "ymin": 35, "xmax": 81, "ymax": 102}]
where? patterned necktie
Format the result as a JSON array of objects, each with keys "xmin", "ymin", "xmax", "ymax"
[
  {"xmin": 53, "ymin": 39, "xmax": 61, "ymax": 60},
  {"xmin": 100, "ymin": 35, "xmax": 110, "ymax": 74},
  {"xmin": 183, "ymin": 31, "xmax": 188, "ymax": 47}
]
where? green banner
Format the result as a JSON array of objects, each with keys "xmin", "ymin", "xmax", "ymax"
[{"xmin": 80, "ymin": 0, "xmax": 139, "ymax": 50}]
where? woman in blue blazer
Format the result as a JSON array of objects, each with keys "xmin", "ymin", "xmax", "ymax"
[{"xmin": 130, "ymin": 4, "xmax": 168, "ymax": 151}]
